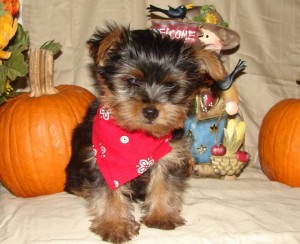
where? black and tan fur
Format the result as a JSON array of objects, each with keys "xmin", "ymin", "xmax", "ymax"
[{"xmin": 65, "ymin": 24, "xmax": 226, "ymax": 243}]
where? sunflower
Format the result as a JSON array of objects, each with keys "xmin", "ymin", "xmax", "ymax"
[{"xmin": 205, "ymin": 12, "xmax": 217, "ymax": 25}]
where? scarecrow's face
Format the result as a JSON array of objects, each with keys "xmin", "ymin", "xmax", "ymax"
[{"xmin": 199, "ymin": 29, "xmax": 222, "ymax": 53}]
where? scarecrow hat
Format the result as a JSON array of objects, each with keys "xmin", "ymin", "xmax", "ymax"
[{"xmin": 186, "ymin": 5, "xmax": 240, "ymax": 50}]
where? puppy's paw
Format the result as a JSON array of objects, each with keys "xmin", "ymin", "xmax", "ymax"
[
  {"xmin": 141, "ymin": 213, "xmax": 186, "ymax": 230},
  {"xmin": 90, "ymin": 219, "xmax": 140, "ymax": 244}
]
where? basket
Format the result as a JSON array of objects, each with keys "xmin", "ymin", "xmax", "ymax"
[
  {"xmin": 210, "ymin": 109, "xmax": 249, "ymax": 180},
  {"xmin": 211, "ymin": 155, "xmax": 246, "ymax": 176}
]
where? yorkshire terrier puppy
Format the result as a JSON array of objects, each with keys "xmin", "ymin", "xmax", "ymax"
[{"xmin": 65, "ymin": 23, "xmax": 226, "ymax": 243}]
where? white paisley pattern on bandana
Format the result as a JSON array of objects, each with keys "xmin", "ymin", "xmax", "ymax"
[
  {"xmin": 99, "ymin": 107, "xmax": 110, "ymax": 120},
  {"xmin": 100, "ymin": 144, "xmax": 106, "ymax": 158},
  {"xmin": 137, "ymin": 158, "xmax": 155, "ymax": 174}
]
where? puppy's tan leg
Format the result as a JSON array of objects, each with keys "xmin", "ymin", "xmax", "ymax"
[
  {"xmin": 87, "ymin": 185, "xmax": 140, "ymax": 243},
  {"xmin": 141, "ymin": 156, "xmax": 186, "ymax": 230}
]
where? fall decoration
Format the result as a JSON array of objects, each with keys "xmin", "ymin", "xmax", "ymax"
[
  {"xmin": 0, "ymin": 48, "xmax": 96, "ymax": 197},
  {"xmin": 1, "ymin": 0, "xmax": 19, "ymax": 15},
  {"xmin": 0, "ymin": 0, "xmax": 29, "ymax": 105},
  {"xmin": 210, "ymin": 113, "xmax": 249, "ymax": 180},
  {"xmin": 235, "ymin": 150, "xmax": 250, "ymax": 163},
  {"xmin": 259, "ymin": 99, "xmax": 300, "ymax": 187},
  {"xmin": 222, "ymin": 118, "xmax": 246, "ymax": 156},
  {"xmin": 191, "ymin": 5, "xmax": 228, "ymax": 28},
  {"xmin": 211, "ymin": 156, "xmax": 246, "ymax": 178},
  {"xmin": 211, "ymin": 144, "xmax": 226, "ymax": 156},
  {"xmin": 0, "ymin": 12, "xmax": 18, "ymax": 63}
]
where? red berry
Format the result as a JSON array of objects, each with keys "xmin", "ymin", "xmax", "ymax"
[
  {"xmin": 236, "ymin": 151, "xmax": 250, "ymax": 163},
  {"xmin": 211, "ymin": 144, "xmax": 226, "ymax": 156}
]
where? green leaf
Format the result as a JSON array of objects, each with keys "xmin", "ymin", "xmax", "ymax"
[
  {"xmin": 192, "ymin": 16, "xmax": 206, "ymax": 23},
  {"xmin": 221, "ymin": 21, "xmax": 229, "ymax": 28},
  {"xmin": 4, "ymin": 52, "xmax": 29, "ymax": 81},
  {"xmin": 8, "ymin": 24, "xmax": 30, "ymax": 50},
  {"xmin": 40, "ymin": 40, "xmax": 62, "ymax": 55},
  {"xmin": 0, "ymin": 2, "xmax": 5, "ymax": 17},
  {"xmin": 8, "ymin": 43, "xmax": 29, "ymax": 53},
  {"xmin": 0, "ymin": 96, "xmax": 7, "ymax": 105},
  {"xmin": 0, "ymin": 66, "xmax": 8, "ymax": 93},
  {"xmin": 202, "ymin": 5, "xmax": 210, "ymax": 12}
]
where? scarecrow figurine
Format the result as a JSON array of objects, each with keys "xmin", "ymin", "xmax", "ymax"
[
  {"xmin": 184, "ymin": 5, "xmax": 246, "ymax": 177},
  {"xmin": 147, "ymin": 4, "xmax": 246, "ymax": 177}
]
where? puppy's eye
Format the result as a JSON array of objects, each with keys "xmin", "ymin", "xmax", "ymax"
[
  {"xmin": 126, "ymin": 77, "xmax": 140, "ymax": 87},
  {"xmin": 165, "ymin": 82, "xmax": 178, "ymax": 90}
]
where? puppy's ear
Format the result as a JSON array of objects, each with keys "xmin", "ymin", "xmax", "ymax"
[
  {"xmin": 86, "ymin": 24, "xmax": 128, "ymax": 65},
  {"xmin": 194, "ymin": 48, "xmax": 227, "ymax": 82}
]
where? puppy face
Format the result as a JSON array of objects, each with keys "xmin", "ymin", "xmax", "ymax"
[{"xmin": 87, "ymin": 24, "xmax": 226, "ymax": 138}]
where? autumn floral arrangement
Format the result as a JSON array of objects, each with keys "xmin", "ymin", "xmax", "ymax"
[
  {"xmin": 0, "ymin": 0, "xmax": 61, "ymax": 105},
  {"xmin": 0, "ymin": 0, "xmax": 26, "ymax": 104}
]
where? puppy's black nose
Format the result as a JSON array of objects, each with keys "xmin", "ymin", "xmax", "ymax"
[{"xmin": 142, "ymin": 107, "xmax": 159, "ymax": 121}]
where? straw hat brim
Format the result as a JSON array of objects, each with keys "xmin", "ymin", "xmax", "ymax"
[{"xmin": 201, "ymin": 23, "xmax": 240, "ymax": 50}]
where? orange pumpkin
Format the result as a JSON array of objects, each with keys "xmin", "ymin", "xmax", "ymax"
[
  {"xmin": 258, "ymin": 99, "xmax": 300, "ymax": 187},
  {"xmin": 0, "ymin": 49, "xmax": 96, "ymax": 197}
]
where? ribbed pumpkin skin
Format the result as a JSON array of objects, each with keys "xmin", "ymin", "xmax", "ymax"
[
  {"xmin": 0, "ymin": 85, "xmax": 95, "ymax": 197},
  {"xmin": 259, "ymin": 99, "xmax": 300, "ymax": 187}
]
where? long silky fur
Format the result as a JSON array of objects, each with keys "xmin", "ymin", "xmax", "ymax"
[{"xmin": 65, "ymin": 23, "xmax": 227, "ymax": 244}]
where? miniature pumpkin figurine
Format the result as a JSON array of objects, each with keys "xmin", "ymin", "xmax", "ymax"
[{"xmin": 184, "ymin": 5, "xmax": 246, "ymax": 177}]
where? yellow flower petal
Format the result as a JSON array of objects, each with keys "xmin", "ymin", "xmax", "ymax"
[
  {"xmin": 0, "ymin": 12, "xmax": 18, "ymax": 52},
  {"xmin": 0, "ymin": 50, "xmax": 12, "ymax": 59},
  {"xmin": 205, "ymin": 13, "xmax": 218, "ymax": 25}
]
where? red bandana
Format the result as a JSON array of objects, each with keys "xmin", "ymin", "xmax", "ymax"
[{"xmin": 92, "ymin": 106, "xmax": 172, "ymax": 190}]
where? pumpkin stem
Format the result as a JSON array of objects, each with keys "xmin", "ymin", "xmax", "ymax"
[{"xmin": 29, "ymin": 48, "xmax": 58, "ymax": 97}]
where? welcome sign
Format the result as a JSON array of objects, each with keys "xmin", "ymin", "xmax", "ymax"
[{"xmin": 151, "ymin": 19, "xmax": 201, "ymax": 45}]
